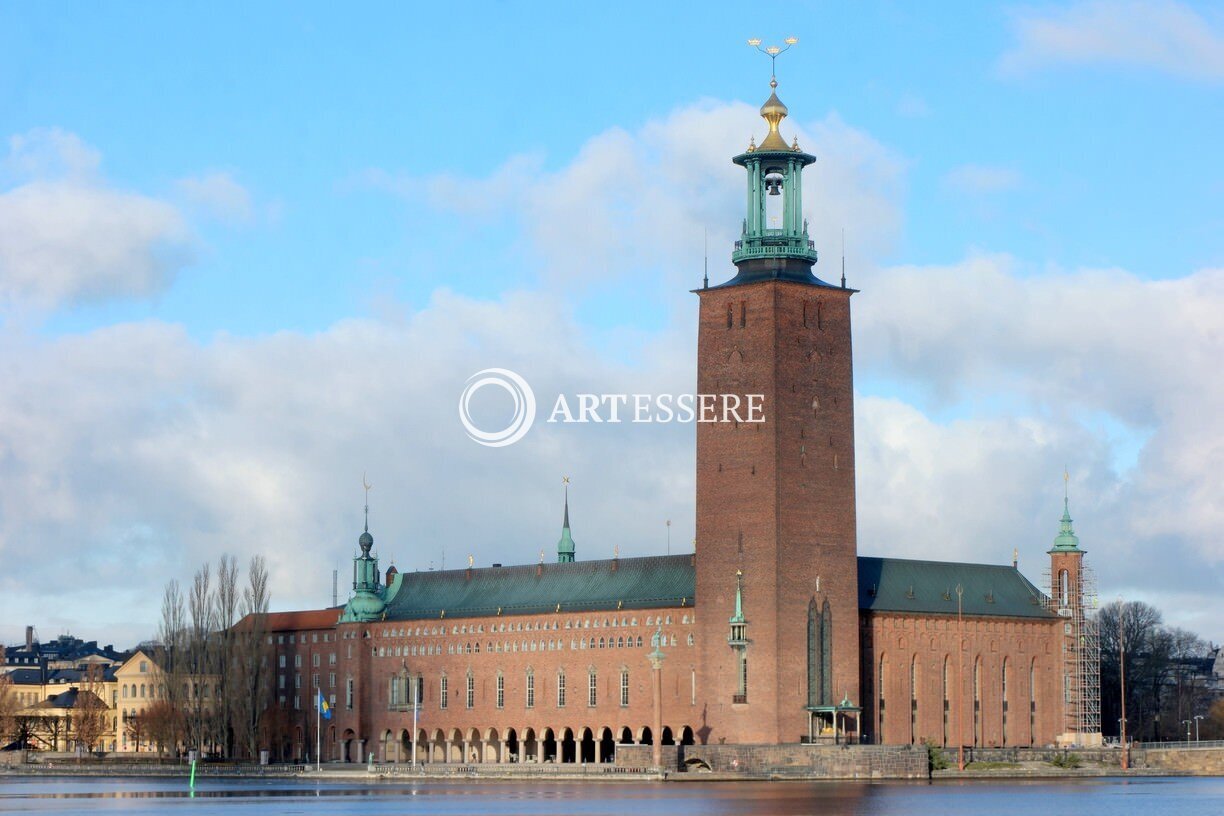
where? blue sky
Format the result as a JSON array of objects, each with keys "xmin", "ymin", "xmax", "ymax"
[{"xmin": 1, "ymin": 1, "xmax": 1222, "ymax": 647}]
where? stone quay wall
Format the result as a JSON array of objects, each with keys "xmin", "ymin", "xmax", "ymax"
[{"xmin": 615, "ymin": 742, "xmax": 927, "ymax": 779}]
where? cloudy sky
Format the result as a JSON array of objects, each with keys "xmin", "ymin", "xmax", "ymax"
[{"xmin": 1, "ymin": 1, "xmax": 1221, "ymax": 649}]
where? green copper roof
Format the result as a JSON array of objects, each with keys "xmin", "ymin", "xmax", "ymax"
[
  {"xmin": 382, "ymin": 554, "xmax": 695, "ymax": 620},
  {"xmin": 1049, "ymin": 497, "xmax": 1083, "ymax": 553},
  {"xmin": 857, "ymin": 556, "xmax": 1056, "ymax": 619},
  {"xmin": 374, "ymin": 553, "xmax": 1053, "ymax": 623}
]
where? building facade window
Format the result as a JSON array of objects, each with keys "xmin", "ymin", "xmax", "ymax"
[
  {"xmin": 588, "ymin": 669, "xmax": 598, "ymax": 707},
  {"xmin": 557, "ymin": 671, "xmax": 566, "ymax": 708},
  {"xmin": 909, "ymin": 656, "xmax": 918, "ymax": 745},
  {"xmin": 496, "ymin": 673, "xmax": 505, "ymax": 709},
  {"xmin": 440, "ymin": 675, "xmax": 448, "ymax": 710},
  {"xmin": 345, "ymin": 677, "xmax": 354, "ymax": 710},
  {"xmin": 620, "ymin": 669, "xmax": 630, "ymax": 707},
  {"xmin": 526, "ymin": 669, "xmax": 535, "ymax": 709},
  {"xmin": 466, "ymin": 672, "xmax": 475, "ymax": 709}
]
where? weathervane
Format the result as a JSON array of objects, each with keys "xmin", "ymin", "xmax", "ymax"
[{"xmin": 747, "ymin": 36, "xmax": 799, "ymax": 87}]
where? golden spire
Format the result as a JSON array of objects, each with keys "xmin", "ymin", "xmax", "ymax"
[
  {"xmin": 747, "ymin": 37, "xmax": 799, "ymax": 151},
  {"xmin": 758, "ymin": 90, "xmax": 790, "ymax": 150}
]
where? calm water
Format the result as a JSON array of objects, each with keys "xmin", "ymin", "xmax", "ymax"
[{"xmin": 0, "ymin": 777, "xmax": 1221, "ymax": 816}]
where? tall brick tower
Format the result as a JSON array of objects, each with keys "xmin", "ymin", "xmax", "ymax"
[{"xmin": 694, "ymin": 64, "xmax": 860, "ymax": 744}]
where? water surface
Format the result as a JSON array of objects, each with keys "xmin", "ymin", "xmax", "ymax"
[{"xmin": 0, "ymin": 776, "xmax": 1220, "ymax": 816}]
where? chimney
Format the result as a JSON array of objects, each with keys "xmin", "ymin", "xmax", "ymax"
[{"xmin": 25, "ymin": 625, "xmax": 34, "ymax": 650}]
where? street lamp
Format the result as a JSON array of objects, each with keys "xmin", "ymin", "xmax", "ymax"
[
  {"xmin": 648, "ymin": 625, "xmax": 666, "ymax": 772},
  {"xmin": 1194, "ymin": 715, "xmax": 1204, "ymax": 742},
  {"xmin": 1117, "ymin": 598, "xmax": 1129, "ymax": 770},
  {"xmin": 956, "ymin": 584, "xmax": 964, "ymax": 772}
]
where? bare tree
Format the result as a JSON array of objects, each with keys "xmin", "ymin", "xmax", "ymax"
[
  {"xmin": 72, "ymin": 664, "xmax": 109, "ymax": 754},
  {"xmin": 158, "ymin": 579, "xmax": 188, "ymax": 755},
  {"xmin": 0, "ymin": 656, "xmax": 17, "ymax": 746},
  {"xmin": 233, "ymin": 555, "xmax": 272, "ymax": 760},
  {"xmin": 214, "ymin": 554, "xmax": 240, "ymax": 758},
  {"xmin": 141, "ymin": 699, "xmax": 184, "ymax": 757},
  {"xmin": 186, "ymin": 562, "xmax": 215, "ymax": 755}
]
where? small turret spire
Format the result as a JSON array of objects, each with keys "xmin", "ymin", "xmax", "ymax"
[
  {"xmin": 362, "ymin": 472, "xmax": 372, "ymax": 533},
  {"xmin": 841, "ymin": 229, "xmax": 847, "ymax": 289},
  {"xmin": 703, "ymin": 227, "xmax": 709, "ymax": 289},
  {"xmin": 1049, "ymin": 468, "xmax": 1084, "ymax": 553},
  {"xmin": 557, "ymin": 476, "xmax": 576, "ymax": 563}
]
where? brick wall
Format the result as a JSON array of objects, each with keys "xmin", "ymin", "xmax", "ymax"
[{"xmin": 860, "ymin": 611, "xmax": 1063, "ymax": 747}]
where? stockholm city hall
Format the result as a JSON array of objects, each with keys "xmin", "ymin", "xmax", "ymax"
[{"xmin": 255, "ymin": 60, "xmax": 1100, "ymax": 768}]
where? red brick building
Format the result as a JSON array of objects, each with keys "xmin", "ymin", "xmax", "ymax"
[{"xmin": 256, "ymin": 78, "xmax": 1098, "ymax": 764}]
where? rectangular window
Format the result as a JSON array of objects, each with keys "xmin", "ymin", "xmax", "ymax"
[
  {"xmin": 293, "ymin": 695, "xmax": 300, "ymax": 710},
  {"xmin": 294, "ymin": 673, "xmax": 301, "ymax": 690},
  {"xmin": 346, "ymin": 678, "xmax": 354, "ymax": 710},
  {"xmin": 620, "ymin": 670, "xmax": 629, "ymax": 707},
  {"xmin": 278, "ymin": 655, "xmax": 286, "ymax": 668},
  {"xmin": 440, "ymin": 676, "xmax": 448, "ymax": 710},
  {"xmin": 278, "ymin": 674, "xmax": 285, "ymax": 690},
  {"xmin": 329, "ymin": 653, "xmax": 336, "ymax": 665},
  {"xmin": 526, "ymin": 672, "xmax": 535, "ymax": 708},
  {"xmin": 312, "ymin": 673, "xmax": 319, "ymax": 689},
  {"xmin": 496, "ymin": 674, "xmax": 504, "ymax": 709},
  {"xmin": 557, "ymin": 673, "xmax": 566, "ymax": 708},
  {"xmin": 312, "ymin": 653, "xmax": 320, "ymax": 667},
  {"xmin": 588, "ymin": 670, "xmax": 598, "ymax": 707},
  {"xmin": 329, "ymin": 672, "xmax": 336, "ymax": 688},
  {"xmin": 466, "ymin": 674, "xmax": 475, "ymax": 709},
  {"xmin": 294, "ymin": 654, "xmax": 301, "ymax": 668}
]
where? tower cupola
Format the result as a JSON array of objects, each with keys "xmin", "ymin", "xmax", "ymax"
[
  {"xmin": 721, "ymin": 39, "xmax": 828, "ymax": 287},
  {"xmin": 341, "ymin": 477, "xmax": 387, "ymax": 622}
]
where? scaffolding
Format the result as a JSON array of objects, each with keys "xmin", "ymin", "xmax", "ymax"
[{"xmin": 1043, "ymin": 562, "xmax": 1101, "ymax": 742}]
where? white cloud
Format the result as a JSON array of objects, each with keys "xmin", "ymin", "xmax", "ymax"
[
  {"xmin": 999, "ymin": 0, "xmax": 1224, "ymax": 81},
  {"xmin": 0, "ymin": 129, "xmax": 194, "ymax": 309},
  {"xmin": 364, "ymin": 100, "xmax": 905, "ymax": 295},
  {"xmin": 2, "ymin": 102, "xmax": 1221, "ymax": 651},
  {"xmin": 0, "ymin": 290, "xmax": 700, "ymax": 646},
  {"xmin": 176, "ymin": 171, "xmax": 255, "ymax": 225},
  {"xmin": 942, "ymin": 164, "xmax": 1022, "ymax": 194},
  {"xmin": 853, "ymin": 254, "xmax": 1224, "ymax": 630}
]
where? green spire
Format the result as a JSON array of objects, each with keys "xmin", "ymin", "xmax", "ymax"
[
  {"xmin": 340, "ymin": 481, "xmax": 386, "ymax": 623},
  {"xmin": 557, "ymin": 480, "xmax": 575, "ymax": 563},
  {"xmin": 1049, "ymin": 470, "xmax": 1084, "ymax": 553},
  {"xmin": 730, "ymin": 570, "xmax": 745, "ymax": 624}
]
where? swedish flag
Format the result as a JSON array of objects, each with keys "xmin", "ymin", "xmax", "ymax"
[{"xmin": 317, "ymin": 689, "xmax": 331, "ymax": 720}]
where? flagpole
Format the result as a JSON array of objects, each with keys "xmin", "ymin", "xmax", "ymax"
[
  {"xmin": 411, "ymin": 676, "xmax": 418, "ymax": 769},
  {"xmin": 316, "ymin": 690, "xmax": 321, "ymax": 773}
]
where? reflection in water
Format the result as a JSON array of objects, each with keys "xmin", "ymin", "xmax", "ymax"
[{"xmin": 0, "ymin": 777, "xmax": 1221, "ymax": 816}]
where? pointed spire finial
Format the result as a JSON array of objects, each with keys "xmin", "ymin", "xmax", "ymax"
[
  {"xmin": 362, "ymin": 472, "xmax": 372, "ymax": 533},
  {"xmin": 703, "ymin": 227, "xmax": 709, "ymax": 289},
  {"xmin": 557, "ymin": 477, "xmax": 576, "ymax": 563},
  {"xmin": 841, "ymin": 229, "xmax": 847, "ymax": 289}
]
